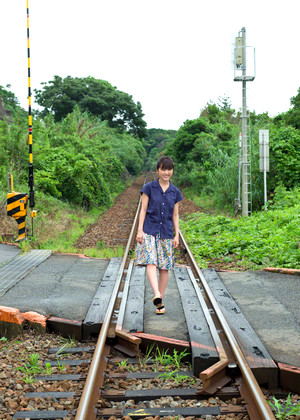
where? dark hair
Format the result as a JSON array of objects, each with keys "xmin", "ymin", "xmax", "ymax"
[{"xmin": 156, "ymin": 156, "xmax": 174, "ymax": 170}]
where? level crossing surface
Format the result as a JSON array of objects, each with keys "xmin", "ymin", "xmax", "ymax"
[
  {"xmin": 0, "ymin": 247, "xmax": 109, "ymax": 321},
  {"xmin": 0, "ymin": 243, "xmax": 21, "ymax": 265},
  {"xmin": 0, "ymin": 243, "xmax": 299, "ymax": 370},
  {"xmin": 218, "ymin": 270, "xmax": 300, "ymax": 367}
]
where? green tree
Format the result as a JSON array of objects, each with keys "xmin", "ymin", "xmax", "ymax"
[
  {"xmin": 217, "ymin": 95, "xmax": 232, "ymax": 111},
  {"xmin": 200, "ymin": 103, "xmax": 223, "ymax": 124},
  {"xmin": 34, "ymin": 76, "xmax": 147, "ymax": 139},
  {"xmin": 143, "ymin": 128, "xmax": 177, "ymax": 169},
  {"xmin": 0, "ymin": 85, "xmax": 27, "ymax": 120},
  {"xmin": 0, "ymin": 85, "xmax": 19, "ymax": 112},
  {"xmin": 287, "ymin": 86, "xmax": 300, "ymax": 129},
  {"xmin": 169, "ymin": 118, "xmax": 211, "ymax": 162},
  {"xmin": 269, "ymin": 125, "xmax": 300, "ymax": 188},
  {"xmin": 30, "ymin": 109, "xmax": 146, "ymax": 207}
]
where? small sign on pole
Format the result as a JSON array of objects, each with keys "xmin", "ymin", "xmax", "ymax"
[
  {"xmin": 259, "ymin": 130, "xmax": 269, "ymax": 172},
  {"xmin": 259, "ymin": 130, "xmax": 269, "ymax": 209}
]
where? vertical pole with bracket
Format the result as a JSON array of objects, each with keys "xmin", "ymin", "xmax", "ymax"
[
  {"xmin": 241, "ymin": 27, "xmax": 249, "ymax": 217},
  {"xmin": 234, "ymin": 27, "xmax": 255, "ymax": 217}
]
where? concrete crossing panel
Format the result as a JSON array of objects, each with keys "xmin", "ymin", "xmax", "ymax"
[{"xmin": 0, "ymin": 249, "xmax": 52, "ymax": 297}]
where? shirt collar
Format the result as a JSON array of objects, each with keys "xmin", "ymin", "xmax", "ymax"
[{"xmin": 153, "ymin": 178, "xmax": 176, "ymax": 192}]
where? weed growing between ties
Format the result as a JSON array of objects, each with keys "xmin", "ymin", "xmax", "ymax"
[
  {"xmin": 12, "ymin": 335, "xmax": 80, "ymax": 383},
  {"xmin": 267, "ymin": 394, "xmax": 300, "ymax": 419},
  {"xmin": 158, "ymin": 369, "xmax": 196, "ymax": 385},
  {"xmin": 116, "ymin": 346, "xmax": 192, "ymax": 373},
  {"xmin": 113, "ymin": 346, "xmax": 199, "ymax": 388},
  {"xmin": 55, "ymin": 336, "xmax": 77, "ymax": 356},
  {"xmin": 15, "ymin": 352, "xmax": 59, "ymax": 384}
]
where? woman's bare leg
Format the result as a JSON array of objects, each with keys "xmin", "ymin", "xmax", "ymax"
[
  {"xmin": 158, "ymin": 269, "xmax": 169, "ymax": 298},
  {"xmin": 146, "ymin": 264, "xmax": 160, "ymax": 297}
]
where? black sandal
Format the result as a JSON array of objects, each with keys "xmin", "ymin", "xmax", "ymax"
[
  {"xmin": 152, "ymin": 295, "xmax": 162, "ymax": 307},
  {"xmin": 156, "ymin": 305, "xmax": 165, "ymax": 315}
]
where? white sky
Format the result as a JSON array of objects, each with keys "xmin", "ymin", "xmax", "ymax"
[{"xmin": 1, "ymin": 0, "xmax": 299, "ymax": 130}]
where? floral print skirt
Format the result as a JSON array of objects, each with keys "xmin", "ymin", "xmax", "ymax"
[{"xmin": 135, "ymin": 232, "xmax": 175, "ymax": 270}]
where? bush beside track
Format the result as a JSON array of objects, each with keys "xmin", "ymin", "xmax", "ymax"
[{"xmin": 180, "ymin": 186, "xmax": 300, "ymax": 270}]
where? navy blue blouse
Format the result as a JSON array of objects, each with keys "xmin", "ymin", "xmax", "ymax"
[{"xmin": 141, "ymin": 179, "xmax": 183, "ymax": 239}]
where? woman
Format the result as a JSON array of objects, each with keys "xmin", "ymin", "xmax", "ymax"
[{"xmin": 135, "ymin": 156, "xmax": 183, "ymax": 314}]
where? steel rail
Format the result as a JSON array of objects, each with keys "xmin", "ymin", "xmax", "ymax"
[
  {"xmin": 75, "ymin": 195, "xmax": 142, "ymax": 420},
  {"xmin": 179, "ymin": 229, "xmax": 275, "ymax": 420}
]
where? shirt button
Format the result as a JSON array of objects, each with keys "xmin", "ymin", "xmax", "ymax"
[
  {"xmin": 162, "ymin": 203, "xmax": 165, "ymax": 205},
  {"xmin": 160, "ymin": 222, "xmax": 162, "ymax": 224}
]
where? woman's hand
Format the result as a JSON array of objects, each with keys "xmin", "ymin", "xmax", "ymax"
[
  {"xmin": 136, "ymin": 194, "xmax": 148, "ymax": 244},
  {"xmin": 136, "ymin": 230, "xmax": 143, "ymax": 243},
  {"xmin": 173, "ymin": 235, "xmax": 179, "ymax": 248}
]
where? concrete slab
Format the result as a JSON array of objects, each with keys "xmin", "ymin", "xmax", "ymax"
[
  {"xmin": 143, "ymin": 266, "xmax": 189, "ymax": 342},
  {"xmin": 0, "ymin": 249, "xmax": 52, "ymax": 297},
  {"xmin": 218, "ymin": 270, "xmax": 300, "ymax": 367},
  {"xmin": 0, "ymin": 243, "xmax": 21, "ymax": 266},
  {"xmin": 0, "ymin": 253, "xmax": 109, "ymax": 322}
]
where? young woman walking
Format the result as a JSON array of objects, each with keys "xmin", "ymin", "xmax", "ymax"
[{"xmin": 135, "ymin": 156, "xmax": 183, "ymax": 314}]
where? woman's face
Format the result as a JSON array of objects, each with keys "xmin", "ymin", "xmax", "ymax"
[{"xmin": 157, "ymin": 165, "xmax": 173, "ymax": 182}]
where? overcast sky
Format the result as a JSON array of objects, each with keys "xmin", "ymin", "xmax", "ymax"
[{"xmin": 1, "ymin": 0, "xmax": 299, "ymax": 130}]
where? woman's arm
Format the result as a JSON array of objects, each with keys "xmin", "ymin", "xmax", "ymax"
[
  {"xmin": 136, "ymin": 193, "xmax": 149, "ymax": 243},
  {"xmin": 172, "ymin": 202, "xmax": 180, "ymax": 248}
]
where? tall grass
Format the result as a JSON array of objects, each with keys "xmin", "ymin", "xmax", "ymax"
[
  {"xmin": 2, "ymin": 189, "xmax": 124, "ymax": 258},
  {"xmin": 180, "ymin": 186, "xmax": 300, "ymax": 270}
]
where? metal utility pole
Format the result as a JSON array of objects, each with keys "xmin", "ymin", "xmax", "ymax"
[
  {"xmin": 234, "ymin": 27, "xmax": 255, "ymax": 217},
  {"xmin": 238, "ymin": 132, "xmax": 242, "ymax": 207},
  {"xmin": 241, "ymin": 28, "xmax": 248, "ymax": 216}
]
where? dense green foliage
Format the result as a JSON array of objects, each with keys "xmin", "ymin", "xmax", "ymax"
[
  {"xmin": 0, "ymin": 83, "xmax": 146, "ymax": 209},
  {"xmin": 34, "ymin": 76, "xmax": 147, "ymax": 139},
  {"xmin": 14, "ymin": 191, "xmax": 124, "ymax": 258},
  {"xmin": 164, "ymin": 96, "xmax": 300, "ymax": 212},
  {"xmin": 0, "ymin": 85, "xmax": 25, "ymax": 118},
  {"xmin": 1, "ymin": 81, "xmax": 300, "ymax": 269},
  {"xmin": 143, "ymin": 128, "xmax": 177, "ymax": 170},
  {"xmin": 32, "ymin": 110, "xmax": 146, "ymax": 208},
  {"xmin": 180, "ymin": 186, "xmax": 300, "ymax": 269},
  {"xmin": 164, "ymin": 104, "xmax": 241, "ymax": 209},
  {"xmin": 274, "ymin": 87, "xmax": 300, "ymax": 130}
]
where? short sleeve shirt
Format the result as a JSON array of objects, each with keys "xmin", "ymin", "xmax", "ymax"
[{"xmin": 141, "ymin": 179, "xmax": 183, "ymax": 239}]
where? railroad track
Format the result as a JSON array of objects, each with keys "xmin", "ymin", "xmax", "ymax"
[{"xmin": 11, "ymin": 177, "xmax": 278, "ymax": 420}]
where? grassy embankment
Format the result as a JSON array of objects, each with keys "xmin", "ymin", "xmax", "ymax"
[
  {"xmin": 0, "ymin": 188, "xmax": 124, "ymax": 259},
  {"xmin": 181, "ymin": 187, "xmax": 300, "ymax": 270}
]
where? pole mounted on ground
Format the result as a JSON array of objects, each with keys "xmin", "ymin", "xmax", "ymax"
[
  {"xmin": 27, "ymin": 0, "xmax": 37, "ymax": 233},
  {"xmin": 6, "ymin": 1, "xmax": 36, "ymax": 241},
  {"xmin": 234, "ymin": 27, "xmax": 255, "ymax": 217}
]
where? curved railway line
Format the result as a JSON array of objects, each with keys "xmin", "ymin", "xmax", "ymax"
[{"xmin": 2, "ymin": 175, "xmax": 298, "ymax": 419}]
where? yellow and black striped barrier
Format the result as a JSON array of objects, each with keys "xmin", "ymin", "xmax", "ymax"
[
  {"xmin": 7, "ymin": 191, "xmax": 28, "ymax": 241},
  {"xmin": 6, "ymin": 2, "xmax": 36, "ymax": 242}
]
